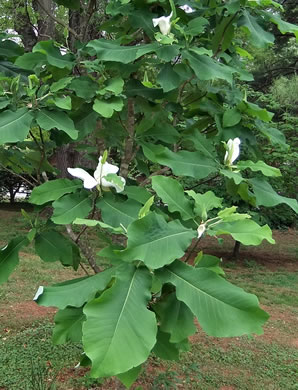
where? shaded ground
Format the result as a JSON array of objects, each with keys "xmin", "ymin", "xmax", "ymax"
[{"xmin": 0, "ymin": 210, "xmax": 297, "ymax": 389}]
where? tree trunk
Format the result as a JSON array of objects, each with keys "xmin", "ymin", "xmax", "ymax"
[
  {"xmin": 232, "ymin": 240, "xmax": 241, "ymax": 260},
  {"xmin": 11, "ymin": 1, "xmax": 37, "ymax": 51},
  {"xmin": 32, "ymin": 0, "xmax": 56, "ymax": 40}
]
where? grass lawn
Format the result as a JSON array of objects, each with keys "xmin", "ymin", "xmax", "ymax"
[{"xmin": 0, "ymin": 207, "xmax": 297, "ymax": 389}]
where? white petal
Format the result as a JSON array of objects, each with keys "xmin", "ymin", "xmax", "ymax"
[
  {"xmin": 152, "ymin": 17, "xmax": 160, "ymax": 27},
  {"xmin": 101, "ymin": 161, "xmax": 119, "ymax": 176},
  {"xmin": 230, "ymin": 138, "xmax": 241, "ymax": 164},
  {"xmin": 197, "ymin": 224, "xmax": 206, "ymax": 239},
  {"xmin": 67, "ymin": 167, "xmax": 98, "ymax": 189},
  {"xmin": 33, "ymin": 286, "xmax": 44, "ymax": 301},
  {"xmin": 152, "ymin": 13, "xmax": 172, "ymax": 35}
]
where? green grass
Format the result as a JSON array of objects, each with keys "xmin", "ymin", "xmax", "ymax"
[{"xmin": 0, "ymin": 209, "xmax": 298, "ymax": 389}]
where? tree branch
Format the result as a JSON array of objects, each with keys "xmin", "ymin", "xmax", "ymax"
[{"xmin": 36, "ymin": 0, "xmax": 80, "ymax": 40}]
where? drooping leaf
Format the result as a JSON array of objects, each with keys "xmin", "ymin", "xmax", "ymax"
[
  {"xmin": 14, "ymin": 52, "xmax": 46, "ymax": 70},
  {"xmin": 186, "ymin": 190, "xmax": 223, "ymax": 221},
  {"xmin": 210, "ymin": 219, "xmax": 275, "ymax": 245},
  {"xmin": 153, "ymin": 330, "xmax": 180, "ymax": 361},
  {"xmin": 35, "ymin": 230, "xmax": 80, "ymax": 269},
  {"xmin": 183, "ymin": 130, "xmax": 216, "ymax": 159},
  {"xmin": 83, "ymin": 266, "xmax": 157, "ymax": 377},
  {"xmin": 97, "ymin": 193, "xmax": 141, "ymax": 228},
  {"xmin": 36, "ymin": 267, "xmax": 116, "ymax": 309},
  {"xmin": 0, "ymin": 108, "xmax": 33, "ymax": 144},
  {"xmin": 220, "ymin": 169, "xmax": 244, "ymax": 185},
  {"xmin": 73, "ymin": 218, "xmax": 124, "ymax": 234},
  {"xmin": 53, "ymin": 307, "xmax": 85, "ymax": 345},
  {"xmin": 157, "ymin": 260, "xmax": 269, "ymax": 337},
  {"xmin": 183, "ymin": 50, "xmax": 236, "ymax": 84},
  {"xmin": 50, "ymin": 77, "xmax": 73, "ymax": 92},
  {"xmin": 142, "ymin": 144, "xmax": 218, "ymax": 180},
  {"xmin": 117, "ymin": 365, "xmax": 143, "ymax": 389},
  {"xmin": 0, "ymin": 40, "xmax": 24, "ymax": 59},
  {"xmin": 152, "ymin": 176, "xmax": 195, "ymax": 221},
  {"xmin": 237, "ymin": 160, "xmax": 281, "ymax": 177},
  {"xmin": 53, "ymin": 96, "xmax": 72, "ymax": 110},
  {"xmin": 117, "ymin": 212, "xmax": 196, "ymax": 269},
  {"xmin": 30, "ymin": 179, "xmax": 82, "ymax": 205},
  {"xmin": 0, "ymin": 236, "xmax": 29, "ymax": 285},
  {"xmin": 123, "ymin": 186, "xmax": 152, "ymax": 204},
  {"xmin": 249, "ymin": 178, "xmax": 298, "ymax": 213},
  {"xmin": 35, "ymin": 109, "xmax": 78, "ymax": 139},
  {"xmin": 87, "ymin": 39, "xmax": 158, "ymax": 64},
  {"xmin": 33, "ymin": 40, "xmax": 75, "ymax": 69},
  {"xmin": 255, "ymin": 120, "xmax": 288, "ymax": 147},
  {"xmin": 195, "ymin": 253, "xmax": 225, "ymax": 275},
  {"xmin": 238, "ymin": 11, "xmax": 274, "ymax": 48},
  {"xmin": 52, "ymin": 192, "xmax": 92, "ymax": 224},
  {"xmin": 157, "ymin": 64, "xmax": 181, "ymax": 92},
  {"xmin": 153, "ymin": 292, "xmax": 196, "ymax": 343}
]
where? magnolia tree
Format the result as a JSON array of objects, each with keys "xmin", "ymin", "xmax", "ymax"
[{"xmin": 0, "ymin": 0, "xmax": 298, "ymax": 387}]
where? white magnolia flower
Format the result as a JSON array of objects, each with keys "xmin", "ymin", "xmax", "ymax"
[
  {"xmin": 224, "ymin": 137, "xmax": 241, "ymax": 166},
  {"xmin": 179, "ymin": 4, "xmax": 194, "ymax": 13},
  {"xmin": 152, "ymin": 11, "xmax": 173, "ymax": 35},
  {"xmin": 197, "ymin": 223, "xmax": 206, "ymax": 239},
  {"xmin": 67, "ymin": 156, "xmax": 126, "ymax": 193}
]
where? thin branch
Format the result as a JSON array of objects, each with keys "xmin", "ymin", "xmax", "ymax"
[
  {"xmin": 184, "ymin": 237, "xmax": 202, "ymax": 263},
  {"xmin": 36, "ymin": 0, "xmax": 80, "ymax": 40},
  {"xmin": 65, "ymin": 224, "xmax": 102, "ymax": 274},
  {"xmin": 0, "ymin": 162, "xmax": 35, "ymax": 187}
]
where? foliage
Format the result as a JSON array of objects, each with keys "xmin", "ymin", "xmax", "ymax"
[{"xmin": 0, "ymin": 0, "xmax": 297, "ymax": 386}]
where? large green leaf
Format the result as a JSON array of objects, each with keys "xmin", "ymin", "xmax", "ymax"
[
  {"xmin": 238, "ymin": 11, "xmax": 274, "ymax": 48},
  {"xmin": 186, "ymin": 190, "xmax": 223, "ymax": 220},
  {"xmin": 117, "ymin": 365, "xmax": 143, "ymax": 389},
  {"xmin": 0, "ymin": 108, "xmax": 33, "ymax": 144},
  {"xmin": 35, "ymin": 230, "xmax": 80, "ymax": 269},
  {"xmin": 0, "ymin": 236, "xmax": 29, "ymax": 285},
  {"xmin": 157, "ymin": 64, "xmax": 181, "ymax": 92},
  {"xmin": 52, "ymin": 192, "xmax": 92, "ymax": 224},
  {"xmin": 83, "ymin": 266, "xmax": 157, "ymax": 377},
  {"xmin": 53, "ymin": 307, "xmax": 85, "ymax": 345},
  {"xmin": 154, "ymin": 292, "xmax": 196, "ymax": 343},
  {"xmin": 97, "ymin": 193, "xmax": 141, "ymax": 228},
  {"xmin": 0, "ymin": 40, "xmax": 24, "ymax": 59},
  {"xmin": 36, "ymin": 109, "xmax": 78, "ymax": 139},
  {"xmin": 117, "ymin": 212, "xmax": 196, "ymax": 269},
  {"xmin": 255, "ymin": 120, "xmax": 288, "ymax": 148},
  {"xmin": 123, "ymin": 186, "xmax": 152, "ymax": 204},
  {"xmin": 93, "ymin": 97, "xmax": 124, "ymax": 118},
  {"xmin": 30, "ymin": 179, "xmax": 82, "ymax": 205},
  {"xmin": 86, "ymin": 40, "xmax": 158, "ymax": 64},
  {"xmin": 36, "ymin": 267, "xmax": 116, "ymax": 309},
  {"xmin": 210, "ymin": 219, "xmax": 275, "ymax": 245},
  {"xmin": 14, "ymin": 52, "xmax": 46, "ymax": 70},
  {"xmin": 184, "ymin": 130, "xmax": 216, "ymax": 159},
  {"xmin": 69, "ymin": 76, "xmax": 99, "ymax": 100},
  {"xmin": 183, "ymin": 50, "xmax": 236, "ymax": 84},
  {"xmin": 237, "ymin": 160, "xmax": 281, "ymax": 177},
  {"xmin": 153, "ymin": 330, "xmax": 180, "ymax": 361},
  {"xmin": 152, "ymin": 176, "xmax": 195, "ymax": 221},
  {"xmin": 33, "ymin": 40, "xmax": 75, "ymax": 69},
  {"xmin": 250, "ymin": 178, "xmax": 298, "ymax": 213},
  {"xmin": 142, "ymin": 143, "xmax": 218, "ymax": 180},
  {"xmin": 157, "ymin": 260, "xmax": 269, "ymax": 337}
]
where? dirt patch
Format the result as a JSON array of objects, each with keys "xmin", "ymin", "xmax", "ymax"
[{"xmin": 0, "ymin": 301, "xmax": 56, "ymax": 334}]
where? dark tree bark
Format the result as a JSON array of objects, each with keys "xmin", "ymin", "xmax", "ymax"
[
  {"xmin": 32, "ymin": 0, "xmax": 56, "ymax": 40},
  {"xmin": 232, "ymin": 241, "xmax": 241, "ymax": 260},
  {"xmin": 11, "ymin": 0, "xmax": 37, "ymax": 51}
]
